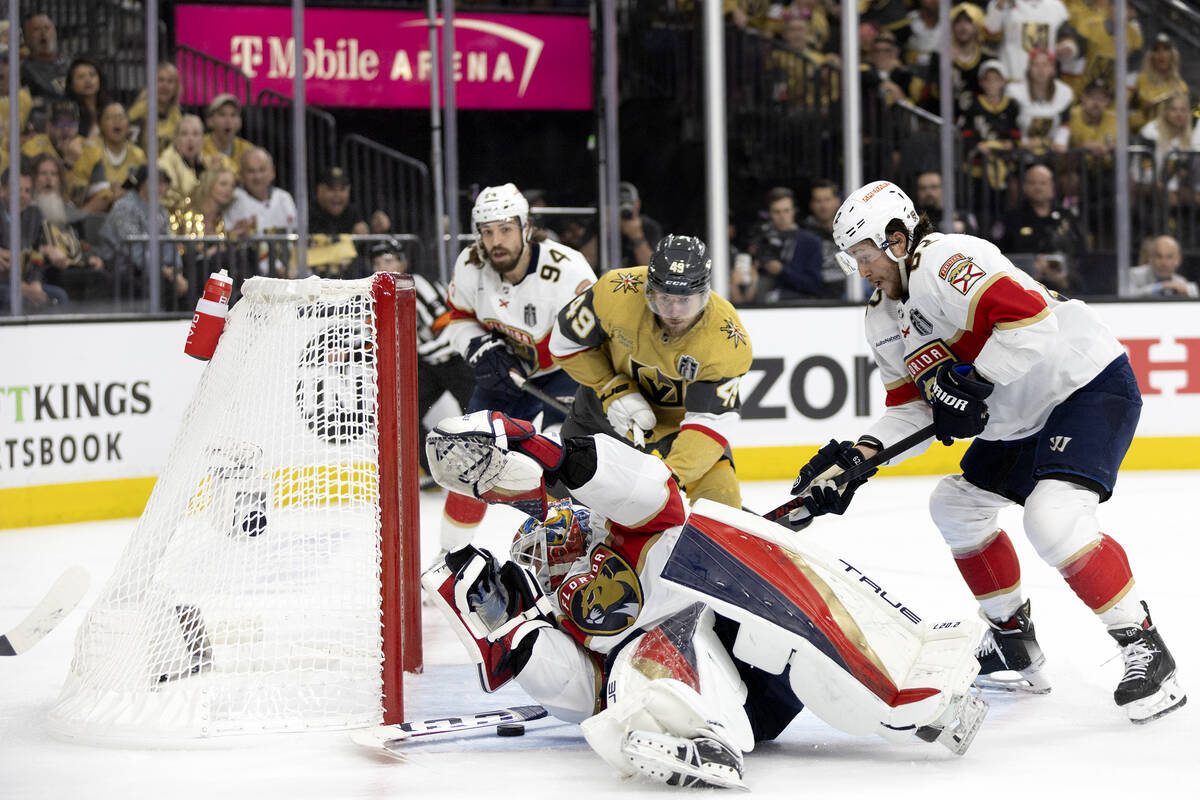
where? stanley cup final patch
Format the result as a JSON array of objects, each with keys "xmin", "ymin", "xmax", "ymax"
[
  {"xmin": 677, "ymin": 354, "xmax": 699, "ymax": 381},
  {"xmin": 909, "ymin": 307, "xmax": 934, "ymax": 336},
  {"xmin": 524, "ymin": 304, "xmax": 537, "ymax": 327}
]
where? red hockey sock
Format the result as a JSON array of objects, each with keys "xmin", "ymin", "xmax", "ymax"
[
  {"xmin": 953, "ymin": 529, "xmax": 1021, "ymax": 601},
  {"xmin": 1060, "ymin": 534, "xmax": 1134, "ymax": 612}
]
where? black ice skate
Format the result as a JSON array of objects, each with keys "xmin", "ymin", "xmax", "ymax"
[
  {"xmin": 1108, "ymin": 602, "xmax": 1187, "ymax": 724},
  {"xmin": 973, "ymin": 599, "xmax": 1051, "ymax": 694}
]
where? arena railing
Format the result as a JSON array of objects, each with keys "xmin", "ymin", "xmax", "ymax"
[
  {"xmin": 245, "ymin": 90, "xmax": 339, "ymax": 194},
  {"xmin": 176, "ymin": 44, "xmax": 253, "ymax": 109},
  {"xmin": 340, "ymin": 135, "xmax": 436, "ymax": 258}
]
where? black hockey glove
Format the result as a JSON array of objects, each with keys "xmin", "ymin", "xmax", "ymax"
[
  {"xmin": 929, "ymin": 362, "xmax": 993, "ymax": 445},
  {"xmin": 790, "ymin": 439, "xmax": 877, "ymax": 517},
  {"xmin": 465, "ymin": 334, "xmax": 526, "ymax": 400}
]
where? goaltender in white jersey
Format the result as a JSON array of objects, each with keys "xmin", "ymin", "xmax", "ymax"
[
  {"xmin": 787, "ymin": 180, "xmax": 1184, "ymax": 725},
  {"xmin": 421, "ymin": 410, "xmax": 989, "ymax": 789}
]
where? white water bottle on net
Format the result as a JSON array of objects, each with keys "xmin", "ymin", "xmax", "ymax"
[{"xmin": 48, "ymin": 274, "xmax": 423, "ymax": 744}]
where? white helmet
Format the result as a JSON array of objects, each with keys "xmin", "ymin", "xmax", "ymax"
[
  {"xmin": 472, "ymin": 183, "xmax": 530, "ymax": 251},
  {"xmin": 831, "ymin": 181, "xmax": 919, "ymax": 275}
]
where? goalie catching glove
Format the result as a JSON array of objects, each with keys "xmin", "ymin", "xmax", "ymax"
[
  {"xmin": 425, "ymin": 410, "xmax": 568, "ymax": 517},
  {"xmin": 420, "ymin": 545, "xmax": 555, "ymax": 692},
  {"xmin": 790, "ymin": 439, "xmax": 879, "ymax": 517}
]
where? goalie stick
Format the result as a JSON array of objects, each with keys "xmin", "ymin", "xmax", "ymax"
[
  {"xmin": 0, "ymin": 565, "xmax": 90, "ymax": 656},
  {"xmin": 764, "ymin": 424, "xmax": 936, "ymax": 529},
  {"xmin": 350, "ymin": 704, "xmax": 548, "ymax": 753},
  {"xmin": 508, "ymin": 370, "xmax": 573, "ymax": 417}
]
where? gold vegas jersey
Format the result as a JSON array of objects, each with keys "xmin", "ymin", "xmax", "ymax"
[{"xmin": 549, "ymin": 266, "xmax": 752, "ymax": 485}]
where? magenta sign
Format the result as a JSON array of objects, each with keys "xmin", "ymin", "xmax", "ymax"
[{"xmin": 174, "ymin": 6, "xmax": 593, "ymax": 110}]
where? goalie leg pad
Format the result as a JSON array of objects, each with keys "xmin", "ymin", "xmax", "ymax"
[
  {"xmin": 660, "ymin": 501, "xmax": 987, "ymax": 748},
  {"xmin": 580, "ymin": 608, "xmax": 754, "ymax": 783}
]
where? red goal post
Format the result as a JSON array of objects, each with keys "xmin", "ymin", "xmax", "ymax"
[{"xmin": 375, "ymin": 271, "xmax": 424, "ymax": 723}]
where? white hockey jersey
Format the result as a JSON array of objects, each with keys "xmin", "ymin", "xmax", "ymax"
[
  {"xmin": 861, "ymin": 233, "xmax": 1124, "ymax": 452},
  {"xmin": 445, "ymin": 240, "xmax": 595, "ymax": 377}
]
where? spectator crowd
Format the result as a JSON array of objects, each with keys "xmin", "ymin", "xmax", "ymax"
[
  {"xmin": 711, "ymin": 0, "xmax": 1200, "ymax": 301},
  {"xmin": 4, "ymin": 3, "xmax": 1198, "ymax": 314},
  {"xmin": 1, "ymin": 9, "xmax": 396, "ymax": 314}
]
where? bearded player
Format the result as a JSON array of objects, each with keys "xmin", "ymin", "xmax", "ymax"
[
  {"xmin": 438, "ymin": 184, "xmax": 595, "ymax": 554},
  {"xmin": 550, "ymin": 234, "xmax": 751, "ymax": 509}
]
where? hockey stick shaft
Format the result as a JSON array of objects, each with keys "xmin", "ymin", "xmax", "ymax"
[
  {"xmin": 350, "ymin": 704, "xmax": 548, "ymax": 750},
  {"xmin": 509, "ymin": 370, "xmax": 573, "ymax": 417},
  {"xmin": 764, "ymin": 424, "xmax": 936, "ymax": 524},
  {"xmin": 0, "ymin": 565, "xmax": 90, "ymax": 656}
]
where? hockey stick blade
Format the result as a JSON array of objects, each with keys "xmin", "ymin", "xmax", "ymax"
[
  {"xmin": 764, "ymin": 424, "xmax": 935, "ymax": 528},
  {"xmin": 350, "ymin": 705, "xmax": 549, "ymax": 752},
  {"xmin": 0, "ymin": 565, "xmax": 90, "ymax": 656},
  {"xmin": 509, "ymin": 370, "xmax": 573, "ymax": 417}
]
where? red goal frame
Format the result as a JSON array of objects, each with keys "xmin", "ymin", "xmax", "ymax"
[{"xmin": 373, "ymin": 272, "xmax": 423, "ymax": 724}]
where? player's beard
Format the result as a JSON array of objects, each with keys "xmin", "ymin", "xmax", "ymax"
[
  {"xmin": 486, "ymin": 241, "xmax": 523, "ymax": 273},
  {"xmin": 35, "ymin": 191, "xmax": 69, "ymax": 227}
]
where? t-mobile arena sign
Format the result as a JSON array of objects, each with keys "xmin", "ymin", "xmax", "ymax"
[{"xmin": 174, "ymin": 6, "xmax": 593, "ymax": 110}]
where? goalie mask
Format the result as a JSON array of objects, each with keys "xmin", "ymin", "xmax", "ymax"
[
  {"xmin": 511, "ymin": 499, "xmax": 589, "ymax": 593},
  {"xmin": 831, "ymin": 181, "xmax": 919, "ymax": 289},
  {"xmin": 472, "ymin": 183, "xmax": 530, "ymax": 259}
]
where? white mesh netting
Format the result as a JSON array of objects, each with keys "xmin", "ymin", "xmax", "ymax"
[{"xmin": 48, "ymin": 276, "xmax": 392, "ymax": 742}]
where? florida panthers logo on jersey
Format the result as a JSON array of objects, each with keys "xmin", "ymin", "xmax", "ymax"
[
  {"xmin": 610, "ymin": 272, "xmax": 643, "ymax": 294},
  {"xmin": 942, "ymin": 258, "xmax": 986, "ymax": 295},
  {"xmin": 558, "ymin": 545, "xmax": 644, "ymax": 636}
]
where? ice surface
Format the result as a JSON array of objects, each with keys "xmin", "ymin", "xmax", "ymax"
[{"xmin": 2, "ymin": 473, "xmax": 1196, "ymax": 798}]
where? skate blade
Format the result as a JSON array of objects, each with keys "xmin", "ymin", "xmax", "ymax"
[
  {"xmin": 974, "ymin": 668, "xmax": 1052, "ymax": 695},
  {"xmin": 622, "ymin": 736, "xmax": 749, "ymax": 792},
  {"xmin": 1126, "ymin": 674, "xmax": 1187, "ymax": 724}
]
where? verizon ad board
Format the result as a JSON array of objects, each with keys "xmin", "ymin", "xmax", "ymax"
[{"xmin": 173, "ymin": 6, "xmax": 593, "ymax": 109}]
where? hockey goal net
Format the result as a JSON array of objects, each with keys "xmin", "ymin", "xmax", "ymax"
[{"xmin": 48, "ymin": 273, "xmax": 422, "ymax": 743}]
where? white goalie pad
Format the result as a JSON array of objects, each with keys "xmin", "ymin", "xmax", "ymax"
[
  {"xmin": 580, "ymin": 605, "xmax": 754, "ymax": 780},
  {"xmin": 661, "ymin": 500, "xmax": 984, "ymax": 744}
]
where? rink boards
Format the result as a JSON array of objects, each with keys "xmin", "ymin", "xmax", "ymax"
[{"xmin": 2, "ymin": 301, "xmax": 1197, "ymax": 527}]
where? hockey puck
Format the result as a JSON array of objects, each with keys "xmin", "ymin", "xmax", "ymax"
[{"xmin": 496, "ymin": 723, "xmax": 525, "ymax": 737}]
